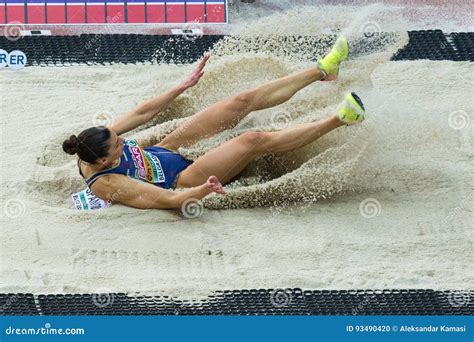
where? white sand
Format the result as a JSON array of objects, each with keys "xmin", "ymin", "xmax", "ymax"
[{"xmin": 1, "ymin": 2, "xmax": 473, "ymax": 297}]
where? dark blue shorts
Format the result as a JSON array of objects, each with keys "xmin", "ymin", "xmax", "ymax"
[{"xmin": 143, "ymin": 146, "xmax": 193, "ymax": 189}]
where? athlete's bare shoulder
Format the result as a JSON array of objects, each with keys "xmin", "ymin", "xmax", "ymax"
[{"xmin": 90, "ymin": 174, "xmax": 128, "ymax": 203}]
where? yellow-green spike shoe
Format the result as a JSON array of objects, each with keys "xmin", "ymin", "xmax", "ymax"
[
  {"xmin": 337, "ymin": 92, "xmax": 365, "ymax": 125},
  {"xmin": 317, "ymin": 37, "xmax": 349, "ymax": 80}
]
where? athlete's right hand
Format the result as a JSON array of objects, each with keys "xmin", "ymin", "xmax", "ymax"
[
  {"xmin": 181, "ymin": 54, "xmax": 210, "ymax": 89},
  {"xmin": 206, "ymin": 176, "xmax": 226, "ymax": 195}
]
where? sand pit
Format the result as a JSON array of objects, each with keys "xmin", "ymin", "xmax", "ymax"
[{"xmin": 1, "ymin": 2, "xmax": 472, "ymax": 298}]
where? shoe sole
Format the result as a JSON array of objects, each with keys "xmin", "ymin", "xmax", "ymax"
[
  {"xmin": 335, "ymin": 37, "xmax": 350, "ymax": 61},
  {"xmin": 350, "ymin": 92, "xmax": 365, "ymax": 111},
  {"xmin": 341, "ymin": 92, "xmax": 365, "ymax": 125}
]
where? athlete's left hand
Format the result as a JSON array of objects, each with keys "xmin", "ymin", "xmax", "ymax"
[
  {"xmin": 206, "ymin": 176, "xmax": 226, "ymax": 195},
  {"xmin": 181, "ymin": 54, "xmax": 210, "ymax": 89}
]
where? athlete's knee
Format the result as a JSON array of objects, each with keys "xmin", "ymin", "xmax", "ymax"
[
  {"xmin": 230, "ymin": 90, "xmax": 256, "ymax": 111},
  {"xmin": 238, "ymin": 131, "xmax": 269, "ymax": 150}
]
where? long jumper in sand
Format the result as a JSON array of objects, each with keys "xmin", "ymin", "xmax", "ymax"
[{"xmin": 63, "ymin": 37, "xmax": 365, "ymax": 209}]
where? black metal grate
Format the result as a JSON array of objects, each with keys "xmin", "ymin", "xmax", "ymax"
[
  {"xmin": 0, "ymin": 34, "xmax": 224, "ymax": 66},
  {"xmin": 450, "ymin": 32, "xmax": 474, "ymax": 61},
  {"xmin": 0, "ymin": 293, "xmax": 38, "ymax": 315},
  {"xmin": 390, "ymin": 30, "xmax": 474, "ymax": 61},
  {"xmin": 1, "ymin": 289, "xmax": 473, "ymax": 315},
  {"xmin": 0, "ymin": 30, "xmax": 473, "ymax": 66}
]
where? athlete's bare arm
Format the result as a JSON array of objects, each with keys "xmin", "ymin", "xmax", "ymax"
[
  {"xmin": 91, "ymin": 172, "xmax": 224, "ymax": 209},
  {"xmin": 107, "ymin": 55, "xmax": 209, "ymax": 137}
]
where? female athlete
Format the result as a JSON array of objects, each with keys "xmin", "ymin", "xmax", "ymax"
[{"xmin": 63, "ymin": 38, "xmax": 365, "ymax": 209}]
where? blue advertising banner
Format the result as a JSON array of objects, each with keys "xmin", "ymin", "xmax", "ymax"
[{"xmin": 0, "ymin": 315, "xmax": 473, "ymax": 342}]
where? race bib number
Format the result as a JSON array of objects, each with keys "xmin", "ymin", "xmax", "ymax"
[{"xmin": 72, "ymin": 187, "xmax": 111, "ymax": 210}]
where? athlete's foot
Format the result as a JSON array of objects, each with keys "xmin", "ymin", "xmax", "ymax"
[
  {"xmin": 317, "ymin": 36, "xmax": 349, "ymax": 81},
  {"xmin": 336, "ymin": 92, "xmax": 365, "ymax": 125}
]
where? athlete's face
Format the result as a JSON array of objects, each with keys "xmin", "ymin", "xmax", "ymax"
[{"xmin": 106, "ymin": 130, "xmax": 124, "ymax": 161}]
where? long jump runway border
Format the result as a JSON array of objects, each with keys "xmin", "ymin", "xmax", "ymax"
[{"xmin": 1, "ymin": 289, "xmax": 473, "ymax": 315}]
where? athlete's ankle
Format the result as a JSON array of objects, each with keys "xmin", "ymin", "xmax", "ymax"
[
  {"xmin": 332, "ymin": 115, "xmax": 346, "ymax": 126},
  {"xmin": 319, "ymin": 68, "xmax": 328, "ymax": 80}
]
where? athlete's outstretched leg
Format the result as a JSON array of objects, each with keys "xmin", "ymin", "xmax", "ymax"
[
  {"xmin": 259, "ymin": 92, "xmax": 364, "ymax": 154},
  {"xmin": 159, "ymin": 37, "xmax": 349, "ymax": 152},
  {"xmin": 158, "ymin": 67, "xmax": 326, "ymax": 151},
  {"xmin": 176, "ymin": 92, "xmax": 364, "ymax": 188},
  {"xmin": 176, "ymin": 117, "xmax": 341, "ymax": 187}
]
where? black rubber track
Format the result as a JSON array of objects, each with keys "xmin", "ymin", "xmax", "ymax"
[{"xmin": 1, "ymin": 289, "xmax": 473, "ymax": 315}]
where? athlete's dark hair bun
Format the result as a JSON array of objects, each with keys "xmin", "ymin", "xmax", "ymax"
[
  {"xmin": 62, "ymin": 135, "xmax": 83, "ymax": 155},
  {"xmin": 62, "ymin": 127, "xmax": 111, "ymax": 163}
]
